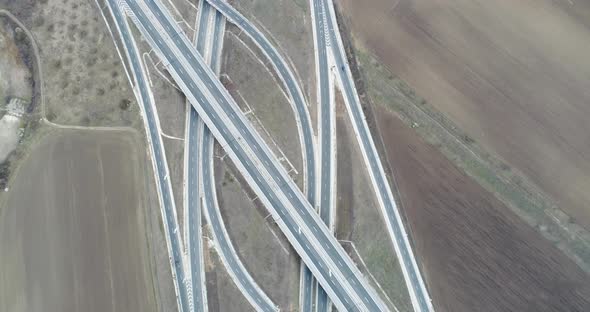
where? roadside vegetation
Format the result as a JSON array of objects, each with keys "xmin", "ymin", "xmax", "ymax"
[
  {"xmin": 355, "ymin": 46, "xmax": 590, "ymax": 274},
  {"xmin": 30, "ymin": 0, "xmax": 139, "ymax": 127},
  {"xmin": 0, "ymin": 14, "xmax": 40, "ymax": 202}
]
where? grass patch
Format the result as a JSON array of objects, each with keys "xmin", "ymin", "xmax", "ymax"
[{"xmin": 358, "ymin": 234, "xmax": 413, "ymax": 312}]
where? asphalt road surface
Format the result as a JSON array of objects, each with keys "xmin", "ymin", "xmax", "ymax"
[
  {"xmin": 108, "ymin": 1, "xmax": 190, "ymax": 311},
  {"xmin": 184, "ymin": 1, "xmax": 214, "ymax": 310},
  {"xmin": 307, "ymin": 0, "xmax": 336, "ymax": 310},
  {"xmin": 191, "ymin": 2, "xmax": 276, "ymax": 311},
  {"xmin": 322, "ymin": 0, "xmax": 433, "ymax": 310},
  {"xmin": 124, "ymin": 0, "xmax": 389, "ymax": 310}
]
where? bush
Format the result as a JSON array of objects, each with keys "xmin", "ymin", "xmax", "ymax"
[
  {"xmin": 462, "ymin": 134, "xmax": 475, "ymax": 145},
  {"xmin": 119, "ymin": 99, "xmax": 131, "ymax": 110},
  {"xmin": 14, "ymin": 28, "xmax": 26, "ymax": 42},
  {"xmin": 0, "ymin": 161, "xmax": 11, "ymax": 189}
]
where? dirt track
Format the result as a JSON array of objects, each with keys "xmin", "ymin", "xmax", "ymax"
[
  {"xmin": 375, "ymin": 106, "xmax": 590, "ymax": 312},
  {"xmin": 0, "ymin": 130, "xmax": 156, "ymax": 312},
  {"xmin": 338, "ymin": 0, "xmax": 590, "ymax": 229}
]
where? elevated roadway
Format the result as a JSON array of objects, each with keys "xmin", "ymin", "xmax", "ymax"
[
  {"xmin": 307, "ymin": 0, "xmax": 337, "ymax": 310},
  {"xmin": 190, "ymin": 2, "xmax": 277, "ymax": 310},
  {"xmin": 202, "ymin": 126, "xmax": 278, "ymax": 312},
  {"xmin": 205, "ymin": 0, "xmax": 317, "ymax": 207},
  {"xmin": 183, "ymin": 0, "xmax": 214, "ymax": 310},
  {"xmin": 201, "ymin": 2, "xmax": 332, "ymax": 310},
  {"xmin": 123, "ymin": 0, "xmax": 389, "ymax": 310}
]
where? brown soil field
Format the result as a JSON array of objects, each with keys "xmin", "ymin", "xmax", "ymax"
[
  {"xmin": 374, "ymin": 105, "xmax": 590, "ymax": 312},
  {"xmin": 337, "ymin": 0, "xmax": 590, "ymax": 229},
  {"xmin": 0, "ymin": 130, "xmax": 156, "ymax": 312}
]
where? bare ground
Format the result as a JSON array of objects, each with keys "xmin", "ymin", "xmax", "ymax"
[
  {"xmin": 203, "ymin": 237, "xmax": 255, "ymax": 312},
  {"xmin": 221, "ymin": 31, "xmax": 303, "ymax": 183},
  {"xmin": 147, "ymin": 57, "xmax": 188, "ymax": 139},
  {"xmin": 334, "ymin": 90, "xmax": 412, "ymax": 312},
  {"xmin": 215, "ymin": 8, "xmax": 313, "ymax": 308},
  {"xmin": 230, "ymin": 0, "xmax": 315, "ymax": 108},
  {"xmin": 0, "ymin": 129, "xmax": 157, "ymax": 312},
  {"xmin": 215, "ymin": 150, "xmax": 301, "ymax": 311},
  {"xmin": 162, "ymin": 136, "xmax": 185, "ymax": 232},
  {"xmin": 337, "ymin": 0, "xmax": 590, "ymax": 230}
]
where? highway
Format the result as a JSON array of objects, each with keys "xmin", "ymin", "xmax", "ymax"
[
  {"xmin": 190, "ymin": 1, "xmax": 277, "ymax": 311},
  {"xmin": 322, "ymin": 0, "xmax": 434, "ymax": 310},
  {"xmin": 202, "ymin": 2, "xmax": 330, "ymax": 310},
  {"xmin": 183, "ymin": 0, "xmax": 213, "ymax": 310},
  {"xmin": 107, "ymin": 1, "xmax": 189, "ymax": 311},
  {"xmin": 124, "ymin": 0, "xmax": 389, "ymax": 310},
  {"xmin": 205, "ymin": 0, "xmax": 317, "ymax": 206},
  {"xmin": 308, "ymin": 0, "xmax": 336, "ymax": 310}
]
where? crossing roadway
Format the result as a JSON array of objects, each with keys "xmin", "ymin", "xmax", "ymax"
[
  {"xmin": 202, "ymin": 1, "xmax": 327, "ymax": 310},
  {"xmin": 183, "ymin": 0, "xmax": 214, "ymax": 310},
  {"xmin": 123, "ymin": 0, "xmax": 389, "ymax": 310},
  {"xmin": 205, "ymin": 0, "xmax": 317, "ymax": 208},
  {"xmin": 190, "ymin": 2, "xmax": 277, "ymax": 311},
  {"xmin": 307, "ymin": 0, "xmax": 337, "ymax": 310}
]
